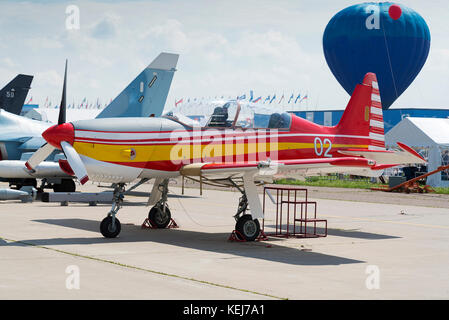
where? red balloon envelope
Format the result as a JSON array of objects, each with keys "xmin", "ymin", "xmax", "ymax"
[{"xmin": 389, "ymin": 4, "xmax": 402, "ymax": 20}]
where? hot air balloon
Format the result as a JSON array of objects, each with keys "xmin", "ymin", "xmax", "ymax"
[{"xmin": 323, "ymin": 2, "xmax": 430, "ymax": 109}]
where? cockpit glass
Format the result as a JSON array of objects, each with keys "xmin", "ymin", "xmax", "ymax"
[
  {"xmin": 204, "ymin": 101, "xmax": 291, "ymax": 129},
  {"xmin": 264, "ymin": 112, "xmax": 292, "ymax": 129},
  {"xmin": 167, "ymin": 100, "xmax": 292, "ymax": 129}
]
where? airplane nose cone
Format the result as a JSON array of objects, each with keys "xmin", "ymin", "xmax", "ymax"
[{"xmin": 42, "ymin": 123, "xmax": 75, "ymax": 149}]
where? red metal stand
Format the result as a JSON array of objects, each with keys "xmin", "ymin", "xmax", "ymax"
[
  {"xmin": 141, "ymin": 218, "xmax": 179, "ymax": 229},
  {"xmin": 263, "ymin": 185, "xmax": 327, "ymax": 238}
]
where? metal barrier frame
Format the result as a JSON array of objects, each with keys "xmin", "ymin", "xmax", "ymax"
[{"xmin": 263, "ymin": 185, "xmax": 327, "ymax": 238}]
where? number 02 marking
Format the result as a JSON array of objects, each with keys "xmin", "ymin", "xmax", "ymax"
[{"xmin": 314, "ymin": 137, "xmax": 332, "ymax": 158}]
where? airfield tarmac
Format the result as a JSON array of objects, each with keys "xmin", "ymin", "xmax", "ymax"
[{"xmin": 0, "ymin": 181, "xmax": 448, "ymax": 299}]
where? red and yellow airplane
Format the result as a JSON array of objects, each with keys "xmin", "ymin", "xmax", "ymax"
[{"xmin": 25, "ymin": 69, "xmax": 425, "ymax": 241}]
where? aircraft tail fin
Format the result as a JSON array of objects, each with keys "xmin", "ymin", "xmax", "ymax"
[
  {"xmin": 0, "ymin": 74, "xmax": 33, "ymax": 115},
  {"xmin": 96, "ymin": 52, "xmax": 179, "ymax": 119},
  {"xmin": 335, "ymin": 72, "xmax": 385, "ymax": 151}
]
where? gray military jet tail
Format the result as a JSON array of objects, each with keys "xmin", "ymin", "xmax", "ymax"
[
  {"xmin": 96, "ymin": 52, "xmax": 179, "ymax": 118},
  {"xmin": 0, "ymin": 74, "xmax": 33, "ymax": 115}
]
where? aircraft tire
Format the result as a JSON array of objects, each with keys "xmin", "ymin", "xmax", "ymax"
[
  {"xmin": 148, "ymin": 205, "xmax": 171, "ymax": 228},
  {"xmin": 12, "ymin": 178, "xmax": 37, "ymax": 190},
  {"xmin": 53, "ymin": 179, "xmax": 76, "ymax": 192},
  {"xmin": 100, "ymin": 216, "xmax": 121, "ymax": 238},
  {"xmin": 235, "ymin": 215, "xmax": 260, "ymax": 241}
]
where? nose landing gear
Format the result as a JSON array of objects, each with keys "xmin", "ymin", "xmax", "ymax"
[
  {"xmin": 100, "ymin": 216, "xmax": 121, "ymax": 238},
  {"xmin": 100, "ymin": 183, "xmax": 125, "ymax": 238}
]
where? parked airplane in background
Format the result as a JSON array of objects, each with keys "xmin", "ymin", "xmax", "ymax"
[
  {"xmin": 35, "ymin": 52, "xmax": 179, "ymax": 123},
  {"xmin": 27, "ymin": 72, "xmax": 426, "ymax": 240},
  {"xmin": 0, "ymin": 52, "xmax": 179, "ymax": 191},
  {"xmin": 0, "ymin": 74, "xmax": 33, "ymax": 115},
  {"xmin": 96, "ymin": 52, "xmax": 178, "ymax": 119}
]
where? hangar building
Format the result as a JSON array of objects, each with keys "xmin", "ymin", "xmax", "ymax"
[{"xmin": 385, "ymin": 117, "xmax": 449, "ymax": 188}]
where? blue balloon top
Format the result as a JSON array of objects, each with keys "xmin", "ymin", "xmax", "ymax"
[{"xmin": 323, "ymin": 2, "xmax": 431, "ymax": 109}]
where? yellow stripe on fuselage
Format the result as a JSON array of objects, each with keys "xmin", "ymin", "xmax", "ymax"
[{"xmin": 73, "ymin": 141, "xmax": 367, "ymax": 163}]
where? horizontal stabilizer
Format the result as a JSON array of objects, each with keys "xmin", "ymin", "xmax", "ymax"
[{"xmin": 338, "ymin": 142, "xmax": 426, "ymax": 165}]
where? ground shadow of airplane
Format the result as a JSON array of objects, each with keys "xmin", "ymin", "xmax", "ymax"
[
  {"xmin": 264, "ymin": 224, "xmax": 400, "ymax": 240},
  {"xmin": 0, "ymin": 218, "xmax": 373, "ymax": 266}
]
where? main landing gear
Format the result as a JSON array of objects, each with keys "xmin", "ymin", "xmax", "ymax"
[
  {"xmin": 100, "ymin": 183, "xmax": 125, "ymax": 238},
  {"xmin": 232, "ymin": 183, "xmax": 261, "ymax": 242},
  {"xmin": 147, "ymin": 179, "xmax": 172, "ymax": 228}
]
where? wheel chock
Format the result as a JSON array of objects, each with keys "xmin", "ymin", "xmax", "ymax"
[
  {"xmin": 228, "ymin": 230, "xmax": 268, "ymax": 242},
  {"xmin": 141, "ymin": 218, "xmax": 179, "ymax": 229}
]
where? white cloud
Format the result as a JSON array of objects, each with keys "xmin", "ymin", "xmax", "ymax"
[
  {"xmin": 145, "ymin": 19, "xmax": 190, "ymax": 52},
  {"xmin": 0, "ymin": 57, "xmax": 17, "ymax": 68},
  {"xmin": 26, "ymin": 37, "xmax": 63, "ymax": 49},
  {"xmin": 34, "ymin": 70, "xmax": 62, "ymax": 88},
  {"xmin": 90, "ymin": 13, "xmax": 121, "ymax": 39},
  {"xmin": 426, "ymin": 48, "xmax": 449, "ymax": 71}
]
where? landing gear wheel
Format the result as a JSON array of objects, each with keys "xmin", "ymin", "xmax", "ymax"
[
  {"xmin": 100, "ymin": 216, "xmax": 121, "ymax": 238},
  {"xmin": 11, "ymin": 178, "xmax": 37, "ymax": 190},
  {"xmin": 148, "ymin": 204, "xmax": 171, "ymax": 228},
  {"xmin": 53, "ymin": 179, "xmax": 76, "ymax": 192},
  {"xmin": 235, "ymin": 215, "xmax": 260, "ymax": 241}
]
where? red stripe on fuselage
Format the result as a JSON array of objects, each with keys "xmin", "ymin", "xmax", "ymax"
[
  {"xmin": 74, "ymin": 131, "xmax": 374, "ymax": 145},
  {"xmin": 75, "ymin": 129, "xmax": 176, "ymax": 134}
]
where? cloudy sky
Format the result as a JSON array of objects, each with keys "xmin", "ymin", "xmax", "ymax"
[{"xmin": 0, "ymin": 0, "xmax": 447, "ymax": 110}]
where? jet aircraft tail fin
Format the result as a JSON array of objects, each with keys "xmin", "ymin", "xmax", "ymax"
[
  {"xmin": 335, "ymin": 72, "xmax": 385, "ymax": 151},
  {"xmin": 0, "ymin": 74, "xmax": 33, "ymax": 115},
  {"xmin": 96, "ymin": 52, "xmax": 179, "ymax": 119}
]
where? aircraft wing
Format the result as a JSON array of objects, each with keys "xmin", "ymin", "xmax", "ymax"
[
  {"xmin": 180, "ymin": 142, "xmax": 426, "ymax": 180},
  {"xmin": 337, "ymin": 142, "xmax": 426, "ymax": 166},
  {"xmin": 181, "ymin": 157, "xmax": 377, "ymax": 180}
]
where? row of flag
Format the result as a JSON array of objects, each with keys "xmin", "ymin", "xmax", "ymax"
[
  {"xmin": 239, "ymin": 91, "xmax": 309, "ymax": 104},
  {"xmin": 175, "ymin": 91, "xmax": 308, "ymax": 107},
  {"xmin": 27, "ymin": 97, "xmax": 114, "ymax": 109}
]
